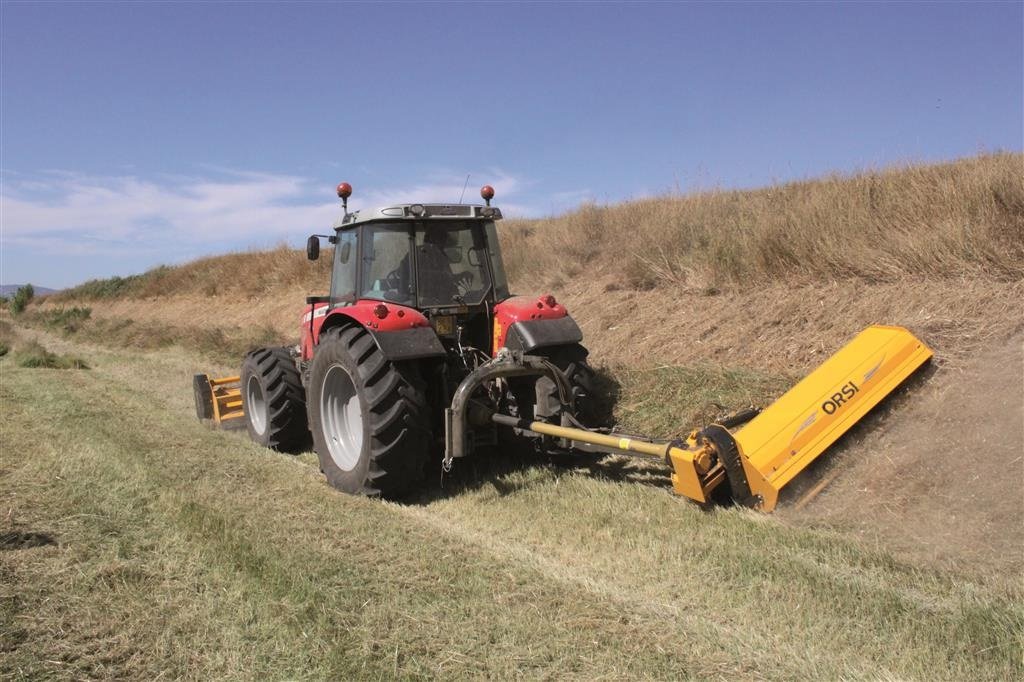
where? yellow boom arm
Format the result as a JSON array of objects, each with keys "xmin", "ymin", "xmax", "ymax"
[{"xmin": 499, "ymin": 325, "xmax": 932, "ymax": 512}]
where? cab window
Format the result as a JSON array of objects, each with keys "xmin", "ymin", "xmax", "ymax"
[
  {"xmin": 360, "ymin": 224, "xmax": 413, "ymax": 304},
  {"xmin": 331, "ymin": 230, "xmax": 357, "ymax": 304}
]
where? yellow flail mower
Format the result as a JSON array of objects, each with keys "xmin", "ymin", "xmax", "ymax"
[
  {"xmin": 481, "ymin": 325, "xmax": 932, "ymax": 512},
  {"xmin": 192, "ymin": 374, "xmax": 245, "ymax": 427},
  {"xmin": 193, "ymin": 184, "xmax": 933, "ymax": 511}
]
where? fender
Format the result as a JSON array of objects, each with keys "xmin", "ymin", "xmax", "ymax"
[
  {"xmin": 301, "ymin": 300, "xmax": 446, "ymax": 362},
  {"xmin": 493, "ymin": 295, "xmax": 583, "ymax": 354}
]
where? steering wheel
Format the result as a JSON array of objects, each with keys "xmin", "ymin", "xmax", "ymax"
[
  {"xmin": 455, "ymin": 271, "xmax": 473, "ymax": 294},
  {"xmin": 384, "ymin": 270, "xmax": 402, "ymax": 291}
]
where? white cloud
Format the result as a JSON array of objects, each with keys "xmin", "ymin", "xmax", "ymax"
[
  {"xmin": 0, "ymin": 167, "xmax": 588, "ymax": 287},
  {"xmin": 0, "ymin": 170, "xmax": 338, "ymax": 246},
  {"xmin": 0, "ymin": 167, "xmax": 553, "ymax": 250}
]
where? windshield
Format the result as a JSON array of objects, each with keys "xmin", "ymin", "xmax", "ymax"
[
  {"xmin": 359, "ymin": 221, "xmax": 494, "ymax": 307},
  {"xmin": 415, "ymin": 221, "xmax": 492, "ymax": 306}
]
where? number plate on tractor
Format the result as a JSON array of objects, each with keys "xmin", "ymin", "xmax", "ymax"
[{"xmin": 433, "ymin": 315, "xmax": 455, "ymax": 336}]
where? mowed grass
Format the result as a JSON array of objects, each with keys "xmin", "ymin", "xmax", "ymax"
[
  {"xmin": 2, "ymin": 333, "xmax": 1021, "ymax": 680},
  {"xmin": 20, "ymin": 305, "xmax": 286, "ymax": 366}
]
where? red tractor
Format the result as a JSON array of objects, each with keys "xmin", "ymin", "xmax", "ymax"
[
  {"xmin": 195, "ymin": 182, "xmax": 933, "ymax": 511},
  {"xmin": 226, "ymin": 183, "xmax": 597, "ymax": 497}
]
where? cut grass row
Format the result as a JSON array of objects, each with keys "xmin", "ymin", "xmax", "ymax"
[
  {"xmin": 16, "ymin": 306, "xmax": 790, "ymax": 437},
  {"xmin": 1, "ymin": 331, "xmax": 1021, "ymax": 679},
  {"xmin": 0, "ymin": 319, "xmax": 89, "ymax": 369}
]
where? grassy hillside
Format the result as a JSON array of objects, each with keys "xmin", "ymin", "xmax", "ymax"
[
  {"xmin": 50, "ymin": 152, "xmax": 1023, "ymax": 303},
  {"xmin": 502, "ymin": 152, "xmax": 1023, "ymax": 290}
]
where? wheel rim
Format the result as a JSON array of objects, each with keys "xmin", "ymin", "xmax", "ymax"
[
  {"xmin": 246, "ymin": 375, "xmax": 268, "ymax": 436},
  {"xmin": 320, "ymin": 363, "xmax": 364, "ymax": 471}
]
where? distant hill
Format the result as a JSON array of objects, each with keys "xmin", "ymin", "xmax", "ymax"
[{"xmin": 0, "ymin": 284, "xmax": 59, "ymax": 297}]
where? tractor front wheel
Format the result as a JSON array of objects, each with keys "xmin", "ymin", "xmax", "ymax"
[
  {"xmin": 308, "ymin": 326, "xmax": 429, "ymax": 498},
  {"xmin": 240, "ymin": 347, "xmax": 311, "ymax": 452}
]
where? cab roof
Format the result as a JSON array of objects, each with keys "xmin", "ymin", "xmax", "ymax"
[{"xmin": 334, "ymin": 204, "xmax": 503, "ymax": 230}]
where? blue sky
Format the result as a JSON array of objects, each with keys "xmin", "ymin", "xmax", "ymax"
[{"xmin": 2, "ymin": 1, "xmax": 1021, "ymax": 289}]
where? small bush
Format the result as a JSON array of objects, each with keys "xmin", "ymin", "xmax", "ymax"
[
  {"xmin": 36, "ymin": 307, "xmax": 92, "ymax": 334},
  {"xmin": 9, "ymin": 284, "xmax": 34, "ymax": 315},
  {"xmin": 0, "ymin": 320, "xmax": 13, "ymax": 356},
  {"xmin": 14, "ymin": 341, "xmax": 89, "ymax": 370},
  {"xmin": 59, "ymin": 274, "xmax": 143, "ymax": 300}
]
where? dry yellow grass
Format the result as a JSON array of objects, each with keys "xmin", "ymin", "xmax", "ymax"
[
  {"xmin": 503, "ymin": 152, "xmax": 1024, "ymax": 291},
  {"xmin": 51, "ymin": 152, "xmax": 1023, "ymax": 304}
]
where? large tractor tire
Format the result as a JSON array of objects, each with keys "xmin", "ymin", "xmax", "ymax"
[
  {"xmin": 307, "ymin": 326, "xmax": 430, "ymax": 498},
  {"xmin": 536, "ymin": 344, "xmax": 603, "ymax": 427},
  {"xmin": 240, "ymin": 347, "xmax": 311, "ymax": 453}
]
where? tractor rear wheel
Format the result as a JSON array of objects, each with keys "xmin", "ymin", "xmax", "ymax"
[
  {"xmin": 308, "ymin": 326, "xmax": 429, "ymax": 498},
  {"xmin": 537, "ymin": 344, "xmax": 603, "ymax": 426},
  {"xmin": 240, "ymin": 347, "xmax": 311, "ymax": 453}
]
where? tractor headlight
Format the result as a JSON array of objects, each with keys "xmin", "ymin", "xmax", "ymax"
[{"xmin": 409, "ymin": 204, "xmax": 426, "ymax": 217}]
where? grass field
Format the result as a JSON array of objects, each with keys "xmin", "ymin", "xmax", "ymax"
[{"xmin": 2, "ymin": 329, "xmax": 1022, "ymax": 680}]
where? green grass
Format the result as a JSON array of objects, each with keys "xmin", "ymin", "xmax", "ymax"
[
  {"xmin": 609, "ymin": 363, "xmax": 795, "ymax": 437},
  {"xmin": 49, "ymin": 272, "xmax": 149, "ymax": 300},
  {"xmin": 1, "ymin": 330, "xmax": 1020, "ymax": 679},
  {"xmin": 10, "ymin": 340, "xmax": 89, "ymax": 370},
  {"xmin": 17, "ymin": 310, "xmax": 284, "ymax": 366},
  {"xmin": 22, "ymin": 306, "xmax": 93, "ymax": 334}
]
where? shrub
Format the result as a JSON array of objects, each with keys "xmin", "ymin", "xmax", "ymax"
[
  {"xmin": 39, "ymin": 307, "xmax": 92, "ymax": 334},
  {"xmin": 14, "ymin": 340, "xmax": 89, "ymax": 369},
  {"xmin": 9, "ymin": 284, "xmax": 34, "ymax": 315}
]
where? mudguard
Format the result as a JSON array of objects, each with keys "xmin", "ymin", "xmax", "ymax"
[
  {"xmin": 503, "ymin": 317, "xmax": 584, "ymax": 353},
  {"xmin": 370, "ymin": 325, "xmax": 447, "ymax": 361},
  {"xmin": 304, "ymin": 301, "xmax": 447, "ymax": 362}
]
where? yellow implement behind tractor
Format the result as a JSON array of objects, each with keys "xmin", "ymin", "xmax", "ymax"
[
  {"xmin": 192, "ymin": 374, "xmax": 245, "ymax": 427},
  {"xmin": 489, "ymin": 325, "xmax": 932, "ymax": 511}
]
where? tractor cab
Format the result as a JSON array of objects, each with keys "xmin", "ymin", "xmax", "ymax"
[
  {"xmin": 332, "ymin": 213, "xmax": 510, "ymax": 311},
  {"xmin": 308, "ymin": 185, "xmax": 510, "ymax": 312},
  {"xmin": 303, "ymin": 184, "xmax": 525, "ymax": 369}
]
